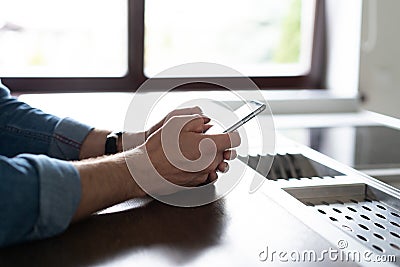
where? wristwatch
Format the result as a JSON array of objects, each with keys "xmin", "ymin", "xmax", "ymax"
[{"xmin": 105, "ymin": 131, "xmax": 123, "ymax": 155}]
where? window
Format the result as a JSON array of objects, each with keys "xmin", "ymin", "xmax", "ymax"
[
  {"xmin": 1, "ymin": 0, "xmax": 324, "ymax": 93},
  {"xmin": 0, "ymin": 0, "xmax": 128, "ymax": 77},
  {"xmin": 144, "ymin": 0, "xmax": 316, "ymax": 78}
]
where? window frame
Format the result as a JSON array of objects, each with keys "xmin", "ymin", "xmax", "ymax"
[{"xmin": 2, "ymin": 0, "xmax": 326, "ymax": 93}]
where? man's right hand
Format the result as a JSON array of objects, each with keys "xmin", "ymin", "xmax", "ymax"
[
  {"xmin": 125, "ymin": 114, "xmax": 241, "ymax": 195},
  {"xmin": 72, "ymin": 114, "xmax": 240, "ymax": 221}
]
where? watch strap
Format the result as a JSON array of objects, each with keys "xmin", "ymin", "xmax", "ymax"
[{"xmin": 105, "ymin": 131, "xmax": 123, "ymax": 155}]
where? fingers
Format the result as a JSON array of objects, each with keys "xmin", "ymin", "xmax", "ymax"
[
  {"xmin": 208, "ymin": 171, "xmax": 218, "ymax": 182},
  {"xmin": 185, "ymin": 174, "xmax": 209, "ymax": 187},
  {"xmin": 217, "ymin": 161, "xmax": 229, "ymax": 173},
  {"xmin": 165, "ymin": 106, "xmax": 206, "ymax": 122},
  {"xmin": 180, "ymin": 115, "xmax": 211, "ymax": 132},
  {"xmin": 203, "ymin": 131, "xmax": 241, "ymax": 152},
  {"xmin": 148, "ymin": 107, "xmax": 206, "ymax": 138},
  {"xmin": 201, "ymin": 162, "xmax": 228, "ymax": 186},
  {"xmin": 172, "ymin": 106, "xmax": 203, "ymax": 117},
  {"xmin": 202, "ymin": 124, "xmax": 213, "ymax": 133},
  {"xmin": 165, "ymin": 114, "xmax": 210, "ymax": 134},
  {"xmin": 160, "ymin": 112, "xmax": 238, "ymax": 188},
  {"xmin": 183, "ymin": 160, "xmax": 230, "ymax": 187},
  {"xmin": 223, "ymin": 149, "xmax": 237, "ymax": 160}
]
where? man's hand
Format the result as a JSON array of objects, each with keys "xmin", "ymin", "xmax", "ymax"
[
  {"xmin": 127, "ymin": 114, "xmax": 240, "ymax": 195},
  {"xmin": 73, "ymin": 113, "xmax": 240, "ymax": 220},
  {"xmin": 145, "ymin": 106, "xmax": 204, "ymax": 139},
  {"xmin": 143, "ymin": 107, "xmax": 236, "ymax": 175}
]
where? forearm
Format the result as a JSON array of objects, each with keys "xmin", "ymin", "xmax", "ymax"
[
  {"xmin": 72, "ymin": 152, "xmax": 145, "ymax": 221},
  {"xmin": 79, "ymin": 129, "xmax": 111, "ymax": 159}
]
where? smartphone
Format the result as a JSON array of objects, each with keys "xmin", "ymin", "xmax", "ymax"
[{"xmin": 223, "ymin": 100, "xmax": 266, "ymax": 133}]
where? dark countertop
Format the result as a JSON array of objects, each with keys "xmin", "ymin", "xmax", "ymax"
[{"xmin": 0, "ymin": 165, "xmax": 357, "ymax": 267}]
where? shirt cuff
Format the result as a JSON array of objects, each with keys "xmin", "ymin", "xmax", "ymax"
[
  {"xmin": 0, "ymin": 80, "xmax": 10, "ymax": 98},
  {"xmin": 49, "ymin": 118, "xmax": 93, "ymax": 160},
  {"xmin": 22, "ymin": 154, "xmax": 81, "ymax": 240}
]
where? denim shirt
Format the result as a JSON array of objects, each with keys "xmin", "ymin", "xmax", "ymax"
[{"xmin": 0, "ymin": 81, "xmax": 93, "ymax": 247}]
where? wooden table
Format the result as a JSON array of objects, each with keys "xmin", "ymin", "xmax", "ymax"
[{"xmin": 0, "ymin": 161, "xmax": 356, "ymax": 267}]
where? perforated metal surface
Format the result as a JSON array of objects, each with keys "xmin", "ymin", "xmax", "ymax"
[
  {"xmin": 308, "ymin": 197, "xmax": 400, "ymax": 255},
  {"xmin": 284, "ymin": 184, "xmax": 400, "ymax": 256}
]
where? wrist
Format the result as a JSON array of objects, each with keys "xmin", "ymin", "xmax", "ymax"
[
  {"xmin": 72, "ymin": 155, "xmax": 145, "ymax": 220},
  {"xmin": 80, "ymin": 129, "xmax": 111, "ymax": 159},
  {"xmin": 119, "ymin": 131, "xmax": 147, "ymax": 151},
  {"xmin": 114, "ymin": 152, "xmax": 147, "ymax": 198}
]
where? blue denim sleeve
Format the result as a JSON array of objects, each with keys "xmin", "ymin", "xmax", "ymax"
[
  {"xmin": 0, "ymin": 81, "xmax": 90, "ymax": 246},
  {"xmin": 0, "ymin": 82, "xmax": 93, "ymax": 160},
  {"xmin": 0, "ymin": 154, "xmax": 81, "ymax": 247}
]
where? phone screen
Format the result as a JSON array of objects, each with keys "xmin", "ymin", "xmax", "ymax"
[{"xmin": 223, "ymin": 101, "xmax": 266, "ymax": 133}]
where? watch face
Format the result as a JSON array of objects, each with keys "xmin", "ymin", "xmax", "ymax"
[{"xmin": 105, "ymin": 134, "xmax": 118, "ymax": 155}]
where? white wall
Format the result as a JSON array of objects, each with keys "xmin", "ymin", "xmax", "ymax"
[
  {"xmin": 360, "ymin": 0, "xmax": 400, "ymax": 118},
  {"xmin": 324, "ymin": 0, "xmax": 363, "ymax": 98}
]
